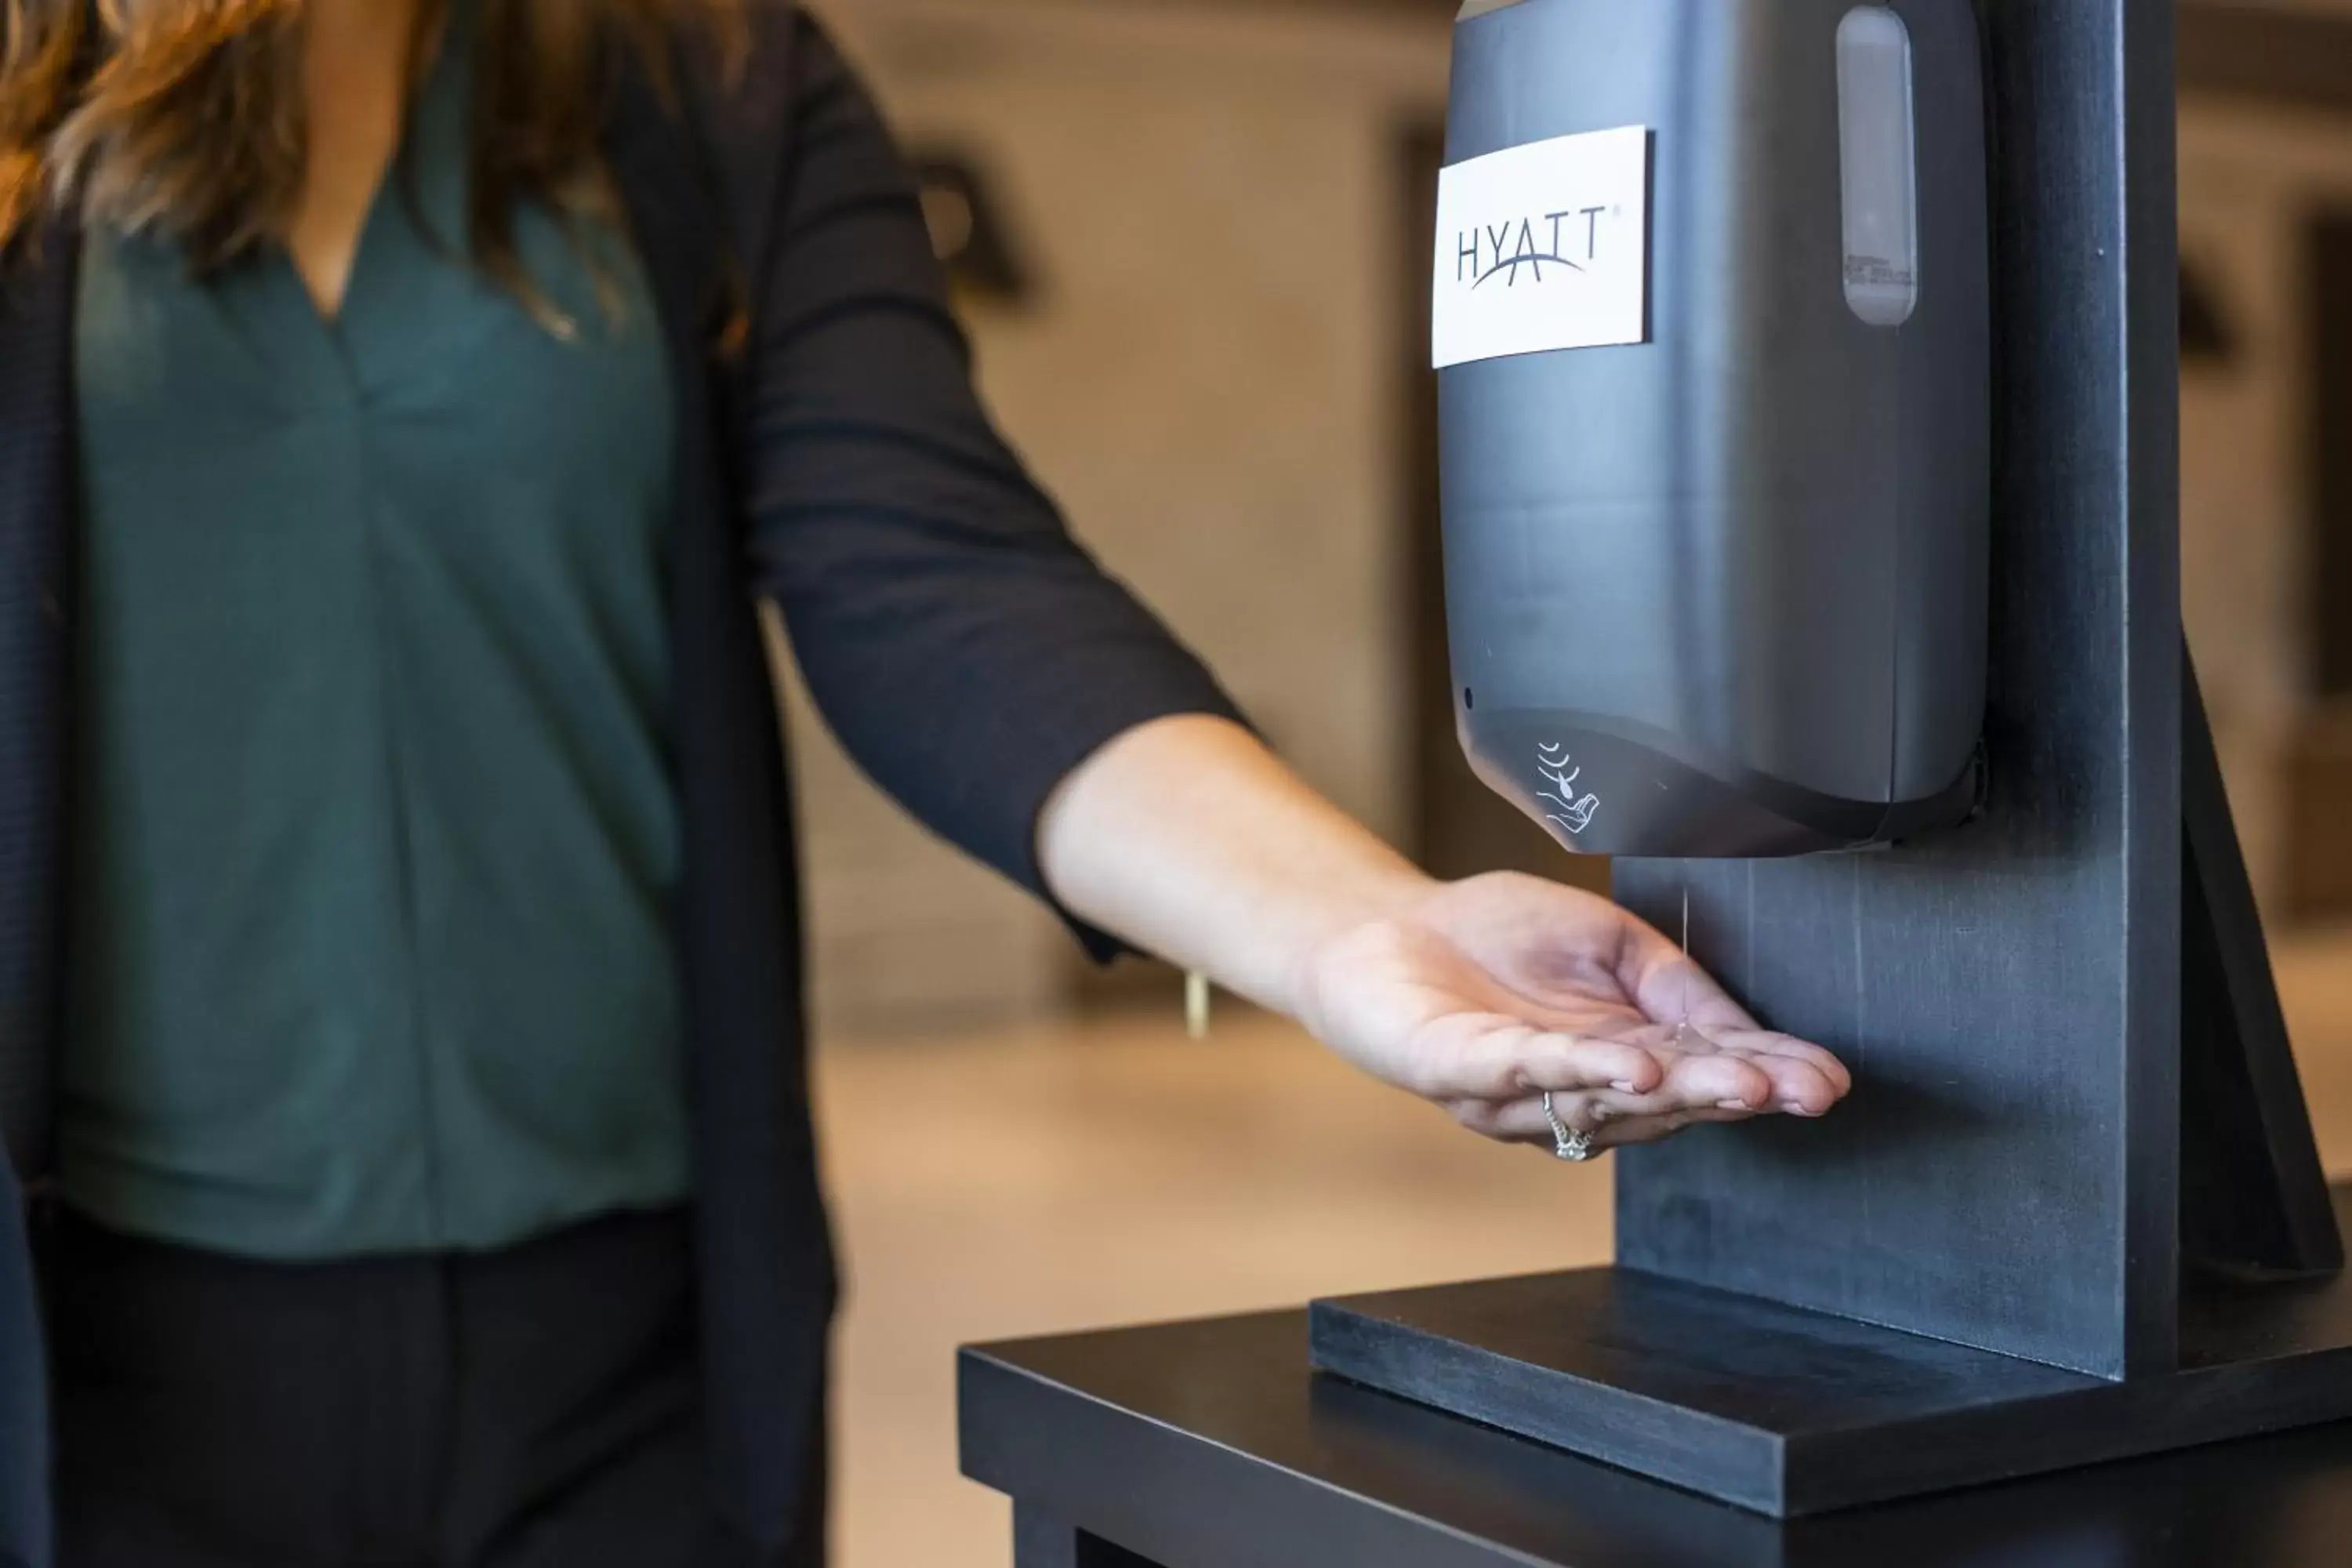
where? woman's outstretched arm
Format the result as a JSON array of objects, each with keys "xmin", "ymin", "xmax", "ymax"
[
  {"xmin": 734, "ymin": 21, "xmax": 1847, "ymax": 1155},
  {"xmin": 1039, "ymin": 714, "xmax": 1851, "ymax": 1153}
]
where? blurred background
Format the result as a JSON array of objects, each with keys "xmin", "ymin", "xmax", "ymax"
[{"xmin": 757, "ymin": 0, "xmax": 2352, "ymax": 1560}]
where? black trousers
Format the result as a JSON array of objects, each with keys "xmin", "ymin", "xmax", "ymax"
[{"xmin": 37, "ymin": 1207, "xmax": 819, "ymax": 1568}]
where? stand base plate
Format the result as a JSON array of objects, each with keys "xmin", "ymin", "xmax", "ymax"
[{"xmin": 1310, "ymin": 1193, "xmax": 2352, "ymax": 1518}]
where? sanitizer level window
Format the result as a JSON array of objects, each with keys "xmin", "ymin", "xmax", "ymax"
[{"xmin": 1838, "ymin": 6, "xmax": 1920, "ymax": 328}]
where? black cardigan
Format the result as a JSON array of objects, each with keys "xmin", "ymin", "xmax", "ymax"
[{"xmin": 0, "ymin": 9, "xmax": 1239, "ymax": 1563}]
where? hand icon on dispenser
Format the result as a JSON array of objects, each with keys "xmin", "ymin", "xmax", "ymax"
[{"xmin": 1537, "ymin": 742, "xmax": 1601, "ymax": 837}]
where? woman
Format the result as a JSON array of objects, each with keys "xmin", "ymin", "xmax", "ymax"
[{"xmin": 0, "ymin": 2, "xmax": 1852, "ymax": 1564}]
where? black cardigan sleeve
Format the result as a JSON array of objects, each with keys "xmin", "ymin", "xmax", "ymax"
[{"xmin": 735, "ymin": 15, "xmax": 1247, "ymax": 924}]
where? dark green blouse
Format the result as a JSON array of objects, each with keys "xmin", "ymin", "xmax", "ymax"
[{"xmin": 60, "ymin": 29, "xmax": 691, "ymax": 1259}]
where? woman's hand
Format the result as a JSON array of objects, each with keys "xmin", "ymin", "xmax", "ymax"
[
  {"xmin": 1290, "ymin": 872, "xmax": 1850, "ymax": 1153},
  {"xmin": 1039, "ymin": 715, "xmax": 1852, "ymax": 1156}
]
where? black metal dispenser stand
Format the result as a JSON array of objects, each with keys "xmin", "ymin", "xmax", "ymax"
[{"xmin": 1308, "ymin": 0, "xmax": 2352, "ymax": 1517}]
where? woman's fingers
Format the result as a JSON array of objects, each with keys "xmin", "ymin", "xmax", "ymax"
[
  {"xmin": 1595, "ymin": 928, "xmax": 1855, "ymax": 1107},
  {"xmin": 1460, "ymin": 1093, "xmax": 1757, "ymax": 1149},
  {"xmin": 1581, "ymin": 1106, "xmax": 1757, "ymax": 1150},
  {"xmin": 1665, "ymin": 1026, "xmax": 1852, "ymax": 1112},
  {"xmin": 1411, "ymin": 1017, "xmax": 1665, "ymax": 1102},
  {"xmin": 1704, "ymin": 1027, "xmax": 1854, "ymax": 1096},
  {"xmin": 1640, "ymin": 1048, "xmax": 1779, "ymax": 1112},
  {"xmin": 1730, "ymin": 1050, "xmax": 1844, "ymax": 1116},
  {"xmin": 1430, "ymin": 1046, "xmax": 1848, "ymax": 1150},
  {"xmin": 1417, "ymin": 1020, "xmax": 1853, "ymax": 1124}
]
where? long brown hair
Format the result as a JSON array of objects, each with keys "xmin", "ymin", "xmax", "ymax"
[{"xmin": 0, "ymin": 0, "xmax": 744, "ymax": 306}]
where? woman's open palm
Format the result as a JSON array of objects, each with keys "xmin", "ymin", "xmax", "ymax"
[{"xmin": 1292, "ymin": 872, "xmax": 1852, "ymax": 1154}]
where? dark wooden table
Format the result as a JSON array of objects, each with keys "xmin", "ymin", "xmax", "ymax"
[{"xmin": 961, "ymin": 1306, "xmax": 2352, "ymax": 1566}]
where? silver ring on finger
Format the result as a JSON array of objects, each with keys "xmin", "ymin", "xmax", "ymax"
[{"xmin": 1541, "ymin": 1091, "xmax": 1597, "ymax": 1163}]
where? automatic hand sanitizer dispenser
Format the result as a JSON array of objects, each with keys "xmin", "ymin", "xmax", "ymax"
[{"xmin": 1439, "ymin": 0, "xmax": 1989, "ymax": 858}]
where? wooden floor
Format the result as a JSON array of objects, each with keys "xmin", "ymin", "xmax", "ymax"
[{"xmin": 818, "ymin": 930, "xmax": 2352, "ymax": 1568}]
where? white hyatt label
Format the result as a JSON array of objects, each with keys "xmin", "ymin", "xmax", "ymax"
[{"xmin": 1432, "ymin": 125, "xmax": 1651, "ymax": 369}]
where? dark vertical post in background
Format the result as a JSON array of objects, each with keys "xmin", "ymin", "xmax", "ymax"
[
  {"xmin": 2314, "ymin": 216, "xmax": 2352, "ymax": 702},
  {"xmin": 2292, "ymin": 213, "xmax": 2352, "ymax": 921},
  {"xmin": 1613, "ymin": 0, "xmax": 2185, "ymax": 1380}
]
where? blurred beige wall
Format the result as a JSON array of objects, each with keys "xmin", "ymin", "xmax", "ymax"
[{"xmin": 782, "ymin": 0, "xmax": 1450, "ymax": 1036}]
